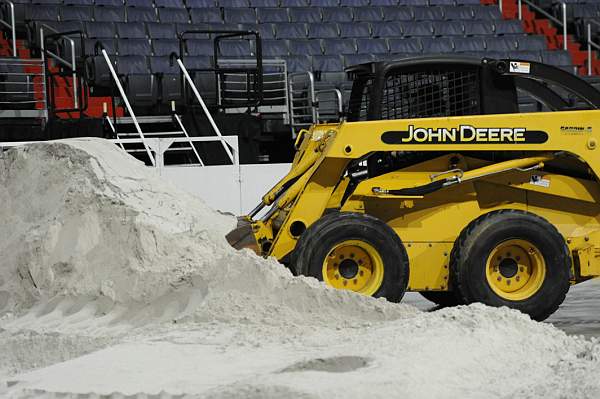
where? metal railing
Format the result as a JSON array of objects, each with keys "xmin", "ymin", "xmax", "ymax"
[
  {"xmin": 0, "ymin": 0, "xmax": 16, "ymax": 57},
  {"xmin": 520, "ymin": 0, "xmax": 568, "ymax": 50},
  {"xmin": 173, "ymin": 55, "xmax": 235, "ymax": 164},
  {"xmin": 316, "ymin": 89, "xmax": 343, "ymax": 124},
  {"xmin": 218, "ymin": 58, "xmax": 289, "ymax": 117},
  {"xmin": 0, "ymin": 57, "xmax": 47, "ymax": 118},
  {"xmin": 41, "ymin": 27, "xmax": 82, "ymax": 110},
  {"xmin": 101, "ymin": 48, "xmax": 156, "ymax": 167},
  {"xmin": 289, "ymin": 71, "xmax": 317, "ymax": 136},
  {"xmin": 586, "ymin": 21, "xmax": 600, "ymax": 76}
]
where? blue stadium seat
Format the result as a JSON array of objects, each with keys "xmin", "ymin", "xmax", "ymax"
[
  {"xmin": 370, "ymin": 0, "xmax": 397, "ymax": 5},
  {"xmin": 219, "ymin": 39, "xmax": 252, "ymax": 57},
  {"xmin": 126, "ymin": 0, "xmax": 148, "ymax": 7},
  {"xmin": 257, "ymin": 8, "xmax": 289, "ymax": 23},
  {"xmin": 190, "ymin": 9, "xmax": 223, "ymax": 23},
  {"xmin": 283, "ymin": 55, "xmax": 312, "ymax": 73},
  {"xmin": 127, "ymin": 7, "xmax": 158, "ymax": 23},
  {"xmin": 94, "ymin": 6, "xmax": 127, "ymax": 22},
  {"xmin": 152, "ymin": 39, "xmax": 180, "ymax": 56},
  {"xmin": 95, "ymin": 0, "xmax": 123, "ymax": 5},
  {"xmin": 155, "ymin": 0, "xmax": 186, "ymax": 7},
  {"xmin": 262, "ymin": 39, "xmax": 289, "ymax": 56},
  {"xmin": 421, "ymin": 37, "xmax": 453, "ymax": 53},
  {"xmin": 430, "ymin": 0, "xmax": 454, "ymax": 5},
  {"xmin": 402, "ymin": 21, "xmax": 434, "ymax": 36},
  {"xmin": 116, "ymin": 22, "xmax": 146, "ymax": 39},
  {"xmin": 64, "ymin": 0, "xmax": 93, "ymax": 4},
  {"xmin": 289, "ymin": 39, "xmax": 323, "ymax": 55},
  {"xmin": 186, "ymin": 0, "xmax": 216, "ymax": 7},
  {"xmin": 118, "ymin": 38, "xmax": 152, "ymax": 55},
  {"xmin": 289, "ymin": 8, "xmax": 322, "ymax": 23},
  {"xmin": 464, "ymin": 20, "xmax": 494, "ymax": 36},
  {"xmin": 433, "ymin": 21, "xmax": 463, "ymax": 36},
  {"xmin": 158, "ymin": 8, "xmax": 190, "ymax": 24},
  {"xmin": 86, "ymin": 21, "xmax": 115, "ymax": 38},
  {"xmin": 219, "ymin": 0, "xmax": 250, "ymax": 7},
  {"xmin": 241, "ymin": 23, "xmax": 277, "ymax": 39},
  {"xmin": 312, "ymin": 55, "xmax": 343, "ymax": 71},
  {"xmin": 307, "ymin": 23, "xmax": 339, "ymax": 39},
  {"xmin": 372, "ymin": 21, "xmax": 402, "ymax": 38},
  {"xmin": 186, "ymin": 39, "xmax": 214, "ymax": 56},
  {"xmin": 340, "ymin": 0, "xmax": 369, "ymax": 6},
  {"xmin": 507, "ymin": 50, "xmax": 542, "ymax": 62},
  {"xmin": 249, "ymin": 0, "xmax": 279, "ymax": 7},
  {"xmin": 322, "ymin": 7, "xmax": 353, "ymax": 22},
  {"xmin": 456, "ymin": 0, "xmax": 481, "ymax": 4},
  {"xmin": 516, "ymin": 35, "xmax": 547, "ymax": 51},
  {"xmin": 382, "ymin": 7, "xmax": 413, "ymax": 21},
  {"xmin": 117, "ymin": 55, "xmax": 149, "ymax": 74},
  {"xmin": 311, "ymin": 0, "xmax": 339, "ymax": 6},
  {"xmin": 486, "ymin": 36, "xmax": 517, "ymax": 51},
  {"xmin": 453, "ymin": 36, "xmax": 485, "ymax": 52},
  {"xmin": 494, "ymin": 20, "xmax": 524, "ymax": 35},
  {"xmin": 61, "ymin": 6, "xmax": 94, "ymax": 21},
  {"xmin": 443, "ymin": 6, "xmax": 473, "ymax": 20},
  {"xmin": 280, "ymin": 0, "xmax": 309, "ymax": 7},
  {"xmin": 147, "ymin": 22, "xmax": 178, "ymax": 39},
  {"xmin": 541, "ymin": 50, "xmax": 572, "ymax": 67},
  {"xmin": 357, "ymin": 37, "xmax": 389, "ymax": 53},
  {"xmin": 471, "ymin": 5, "xmax": 502, "ymax": 20},
  {"xmin": 343, "ymin": 53, "xmax": 374, "ymax": 67},
  {"xmin": 224, "ymin": 8, "xmax": 257, "ymax": 23},
  {"xmin": 388, "ymin": 37, "xmax": 421, "ymax": 53},
  {"xmin": 87, "ymin": 38, "xmax": 117, "ymax": 54},
  {"xmin": 178, "ymin": 23, "xmax": 211, "ymax": 38},
  {"xmin": 338, "ymin": 22, "xmax": 371, "ymax": 38},
  {"xmin": 413, "ymin": 6, "xmax": 444, "ymax": 21},
  {"xmin": 322, "ymin": 38, "xmax": 356, "ymax": 54},
  {"xmin": 353, "ymin": 7, "xmax": 383, "ymax": 22},
  {"xmin": 274, "ymin": 23, "xmax": 307, "ymax": 38}
]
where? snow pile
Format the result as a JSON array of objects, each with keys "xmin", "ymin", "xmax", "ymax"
[
  {"xmin": 0, "ymin": 139, "xmax": 409, "ymax": 327},
  {"xmin": 0, "ymin": 139, "xmax": 599, "ymax": 399}
]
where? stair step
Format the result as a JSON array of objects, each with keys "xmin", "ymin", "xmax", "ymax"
[
  {"xmin": 118, "ymin": 131, "xmax": 185, "ymax": 137},
  {"xmin": 115, "ymin": 115, "xmax": 173, "ymax": 124}
]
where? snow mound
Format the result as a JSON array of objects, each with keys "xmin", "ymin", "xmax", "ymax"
[{"xmin": 0, "ymin": 139, "xmax": 410, "ymax": 329}]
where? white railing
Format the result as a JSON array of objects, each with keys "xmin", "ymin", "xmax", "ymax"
[
  {"xmin": 586, "ymin": 21, "xmax": 600, "ymax": 76},
  {"xmin": 101, "ymin": 48, "xmax": 156, "ymax": 167},
  {"xmin": 289, "ymin": 71, "xmax": 317, "ymax": 136},
  {"xmin": 0, "ymin": 0, "xmax": 16, "ymax": 57},
  {"xmin": 175, "ymin": 56, "xmax": 235, "ymax": 164},
  {"xmin": 520, "ymin": 0, "xmax": 568, "ymax": 50}
]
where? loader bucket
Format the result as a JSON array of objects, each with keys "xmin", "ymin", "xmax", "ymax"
[{"xmin": 226, "ymin": 217, "xmax": 260, "ymax": 254}]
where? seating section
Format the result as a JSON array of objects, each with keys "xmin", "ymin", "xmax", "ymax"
[{"xmin": 7, "ymin": 0, "xmax": 574, "ymax": 108}]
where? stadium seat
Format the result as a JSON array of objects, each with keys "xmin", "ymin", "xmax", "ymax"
[
  {"xmin": 186, "ymin": 39, "xmax": 214, "ymax": 56},
  {"xmin": 127, "ymin": 7, "xmax": 158, "ymax": 23},
  {"xmin": 218, "ymin": 39, "xmax": 252, "ymax": 57},
  {"xmin": 223, "ymin": 8, "xmax": 257, "ymax": 23},
  {"xmin": 464, "ymin": 20, "xmax": 494, "ymax": 36},
  {"xmin": 338, "ymin": 22, "xmax": 371, "ymax": 38},
  {"xmin": 387, "ymin": 37, "xmax": 421, "ymax": 53},
  {"xmin": 147, "ymin": 22, "xmax": 178, "ymax": 39},
  {"xmin": 433, "ymin": 21, "xmax": 463, "ymax": 36},
  {"xmin": 307, "ymin": 23, "xmax": 339, "ymax": 39},
  {"xmin": 280, "ymin": 0, "xmax": 310, "ymax": 7},
  {"xmin": 158, "ymin": 8, "xmax": 190, "ymax": 24},
  {"xmin": 486, "ymin": 36, "xmax": 517, "ymax": 51},
  {"xmin": 152, "ymin": 39, "xmax": 181, "ymax": 56},
  {"xmin": 413, "ymin": 6, "xmax": 444, "ymax": 21},
  {"xmin": 155, "ymin": 0, "xmax": 186, "ymax": 7},
  {"xmin": 257, "ymin": 8, "xmax": 289, "ymax": 23},
  {"xmin": 453, "ymin": 36, "xmax": 486, "ymax": 52},
  {"xmin": 262, "ymin": 39, "xmax": 289, "ymax": 57},
  {"xmin": 421, "ymin": 37, "xmax": 453, "ymax": 53},
  {"xmin": 402, "ymin": 21, "xmax": 434, "ymax": 37},
  {"xmin": 341, "ymin": 0, "xmax": 369, "ymax": 6},
  {"xmin": 494, "ymin": 20, "xmax": 524, "ymax": 35},
  {"xmin": 283, "ymin": 55, "xmax": 312, "ymax": 73},
  {"xmin": 443, "ymin": 6, "xmax": 473, "ymax": 20},
  {"xmin": 94, "ymin": 6, "xmax": 127, "ymax": 22},
  {"xmin": 372, "ymin": 22, "xmax": 402, "ymax": 38},
  {"xmin": 187, "ymin": 0, "xmax": 216, "ymax": 7},
  {"xmin": 118, "ymin": 38, "xmax": 152, "ymax": 55},
  {"xmin": 85, "ymin": 21, "xmax": 116, "ymax": 39},
  {"xmin": 220, "ymin": 0, "xmax": 250, "ymax": 7},
  {"xmin": 95, "ymin": 0, "xmax": 123, "ymax": 5},
  {"xmin": 116, "ymin": 22, "xmax": 147, "ymax": 39},
  {"xmin": 275, "ymin": 23, "xmax": 307, "ymax": 39},
  {"xmin": 357, "ymin": 38, "xmax": 389, "ymax": 54},
  {"xmin": 353, "ymin": 7, "xmax": 383, "ymax": 22},
  {"xmin": 517, "ymin": 36, "xmax": 547, "ymax": 51},
  {"xmin": 311, "ymin": 0, "xmax": 339, "ymax": 6},
  {"xmin": 322, "ymin": 38, "xmax": 356, "ymax": 55},
  {"xmin": 118, "ymin": 55, "xmax": 157, "ymax": 107},
  {"xmin": 322, "ymin": 7, "xmax": 353, "ymax": 22},
  {"xmin": 471, "ymin": 5, "xmax": 502, "ymax": 20},
  {"xmin": 343, "ymin": 53, "xmax": 374, "ymax": 67},
  {"xmin": 289, "ymin": 8, "xmax": 322, "ymax": 23},
  {"xmin": 249, "ymin": 0, "xmax": 279, "ymax": 7},
  {"xmin": 190, "ymin": 9, "xmax": 223, "ymax": 23},
  {"xmin": 61, "ymin": 6, "xmax": 94, "ymax": 21},
  {"xmin": 382, "ymin": 7, "xmax": 413, "ymax": 21},
  {"xmin": 289, "ymin": 39, "xmax": 323, "ymax": 55},
  {"xmin": 370, "ymin": 0, "xmax": 397, "ymax": 6}
]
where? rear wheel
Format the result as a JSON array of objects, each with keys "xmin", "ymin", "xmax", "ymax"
[
  {"xmin": 292, "ymin": 212, "xmax": 409, "ymax": 302},
  {"xmin": 451, "ymin": 210, "xmax": 571, "ymax": 321}
]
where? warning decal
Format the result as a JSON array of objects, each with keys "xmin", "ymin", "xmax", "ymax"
[{"xmin": 509, "ymin": 61, "xmax": 531, "ymax": 74}]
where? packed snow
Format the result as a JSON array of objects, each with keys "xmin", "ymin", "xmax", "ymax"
[{"xmin": 0, "ymin": 139, "xmax": 599, "ymax": 398}]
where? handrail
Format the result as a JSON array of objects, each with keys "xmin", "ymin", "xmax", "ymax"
[
  {"xmin": 586, "ymin": 21, "xmax": 600, "ymax": 76},
  {"xmin": 41, "ymin": 27, "xmax": 81, "ymax": 108},
  {"xmin": 171, "ymin": 53, "xmax": 235, "ymax": 164},
  {"xmin": 315, "ymin": 88, "xmax": 343, "ymax": 123},
  {"xmin": 101, "ymin": 48, "xmax": 156, "ymax": 167},
  {"xmin": 522, "ymin": 0, "xmax": 567, "ymax": 50},
  {"xmin": 288, "ymin": 71, "xmax": 317, "ymax": 136},
  {"xmin": 0, "ymin": 0, "xmax": 16, "ymax": 56},
  {"xmin": 173, "ymin": 112, "xmax": 205, "ymax": 167}
]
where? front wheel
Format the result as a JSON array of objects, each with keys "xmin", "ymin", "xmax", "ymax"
[
  {"xmin": 292, "ymin": 212, "xmax": 410, "ymax": 302},
  {"xmin": 451, "ymin": 210, "xmax": 571, "ymax": 321}
]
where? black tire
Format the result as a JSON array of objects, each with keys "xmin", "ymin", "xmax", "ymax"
[
  {"xmin": 451, "ymin": 210, "xmax": 571, "ymax": 321},
  {"xmin": 291, "ymin": 212, "xmax": 410, "ymax": 303},
  {"xmin": 419, "ymin": 291, "xmax": 463, "ymax": 308}
]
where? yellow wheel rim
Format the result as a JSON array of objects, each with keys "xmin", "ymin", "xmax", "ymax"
[
  {"xmin": 322, "ymin": 240, "xmax": 384, "ymax": 296},
  {"xmin": 485, "ymin": 239, "xmax": 546, "ymax": 301}
]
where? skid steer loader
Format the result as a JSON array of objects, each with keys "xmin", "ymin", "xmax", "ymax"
[{"xmin": 227, "ymin": 56, "xmax": 600, "ymax": 321}]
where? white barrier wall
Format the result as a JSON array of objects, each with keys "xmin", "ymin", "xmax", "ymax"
[{"xmin": 160, "ymin": 163, "xmax": 291, "ymax": 215}]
